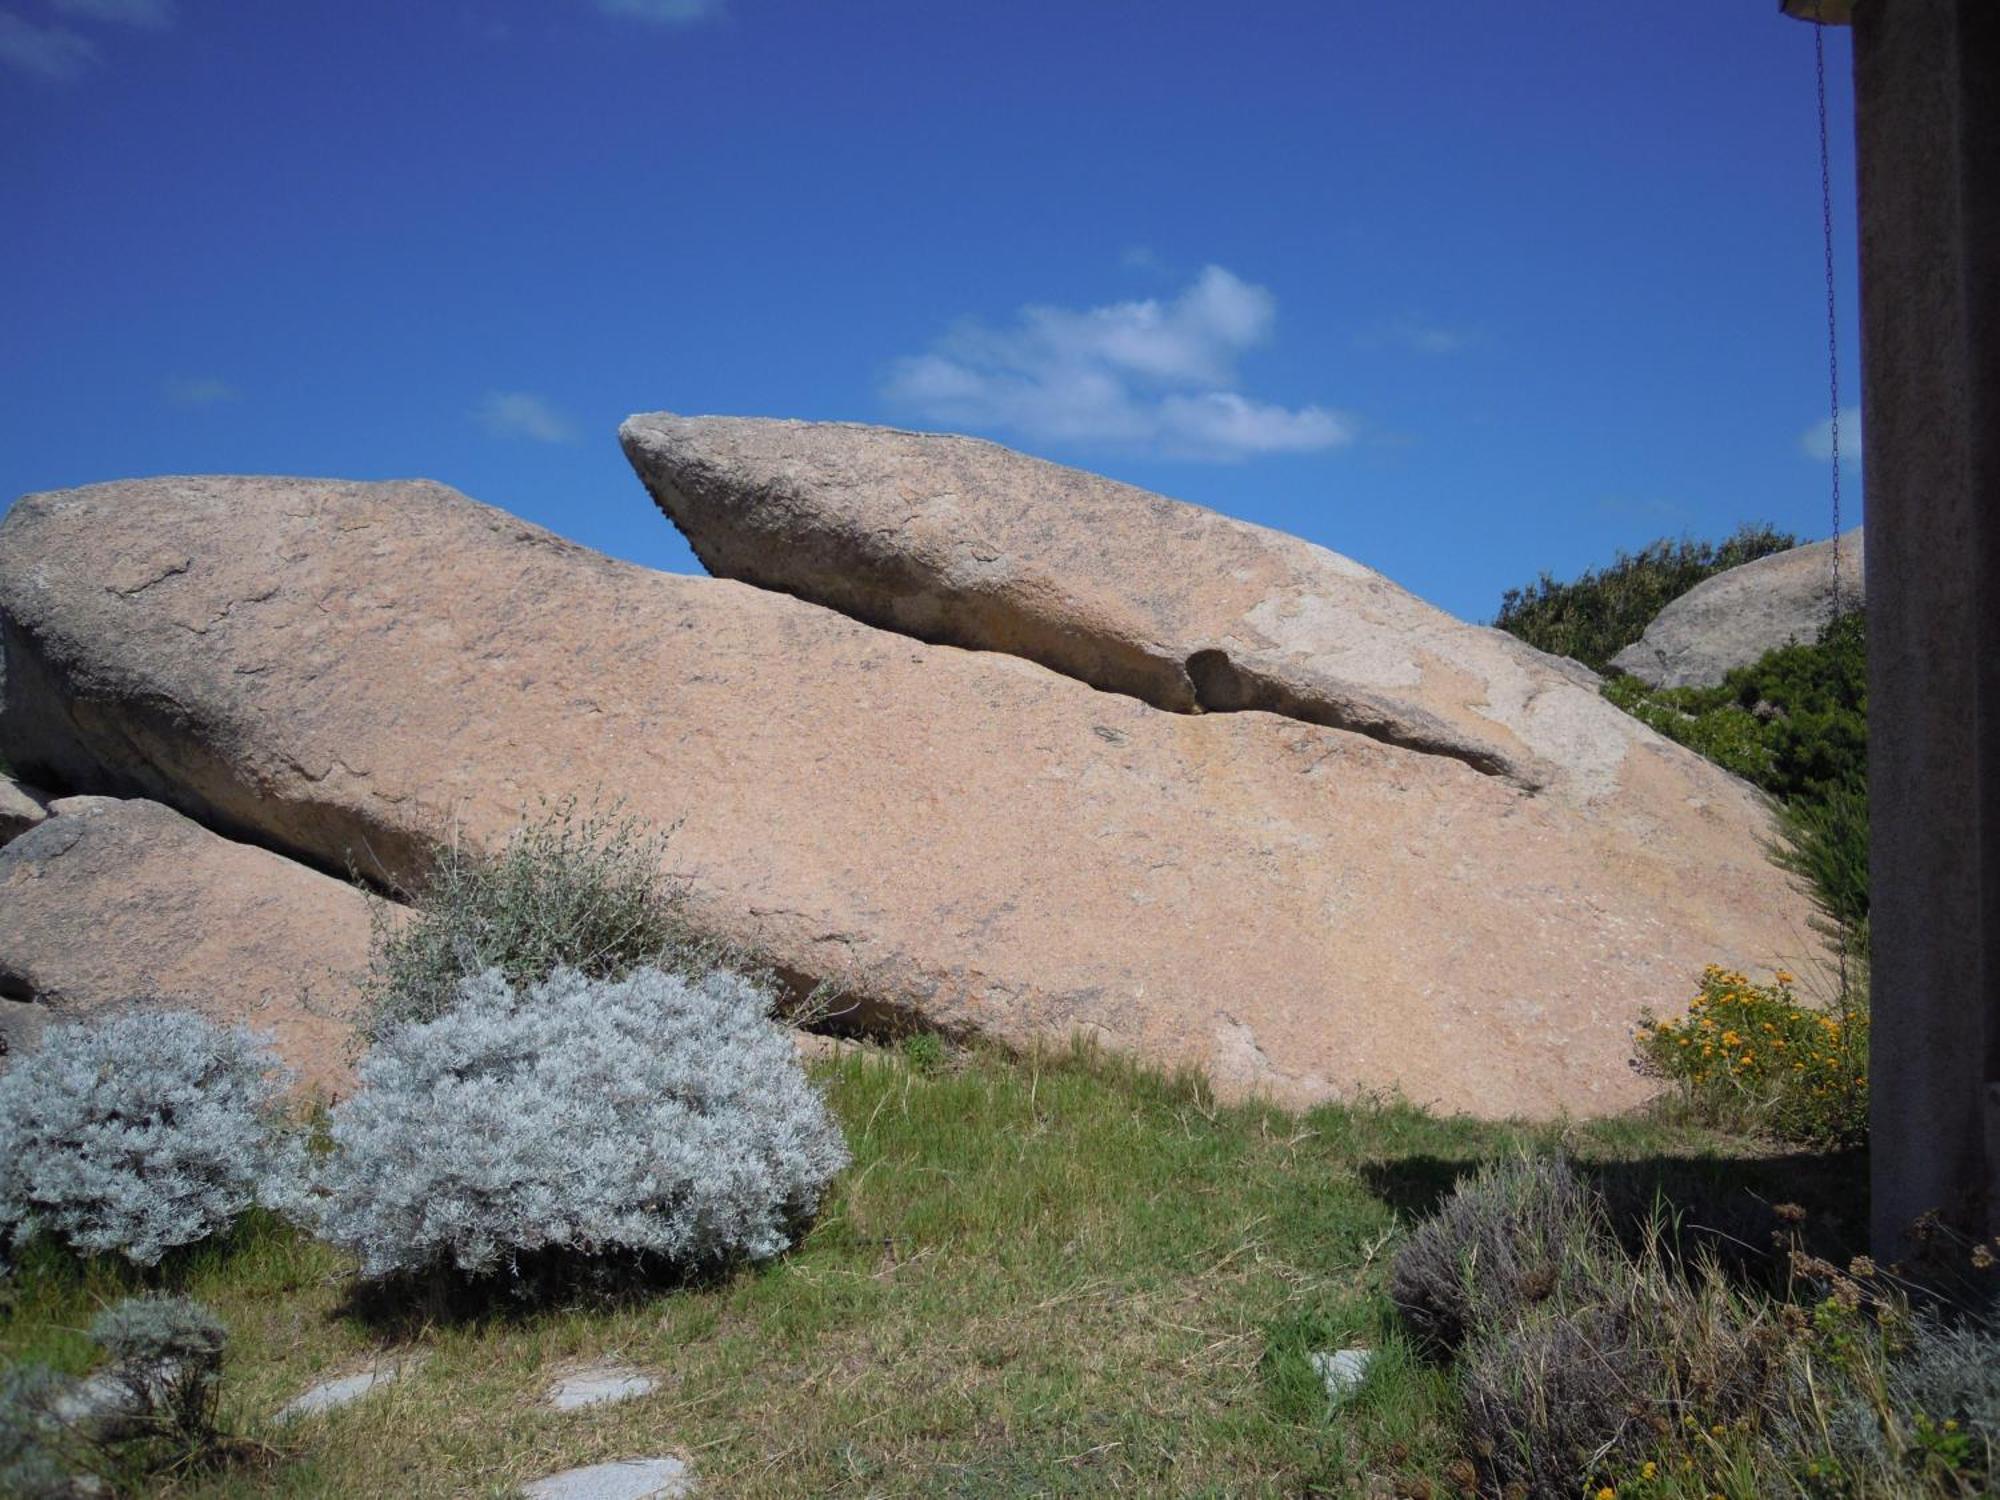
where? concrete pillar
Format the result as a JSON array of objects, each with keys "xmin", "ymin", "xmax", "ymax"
[{"xmin": 1852, "ymin": 0, "xmax": 2000, "ymax": 1254}]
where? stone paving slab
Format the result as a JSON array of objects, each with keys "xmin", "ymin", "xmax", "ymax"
[{"xmin": 521, "ymin": 1456, "xmax": 694, "ymax": 1499}]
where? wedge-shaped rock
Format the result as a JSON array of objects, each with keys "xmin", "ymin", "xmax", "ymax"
[
  {"xmin": 1609, "ymin": 528, "xmax": 1865, "ymax": 689},
  {"xmin": 0, "ymin": 476, "xmax": 1816, "ymax": 1117},
  {"xmin": 0, "ymin": 796, "xmax": 373, "ymax": 1094},
  {"xmin": 621, "ymin": 415, "xmax": 1643, "ymax": 800},
  {"xmin": 0, "ymin": 773, "xmax": 48, "ymax": 844}
]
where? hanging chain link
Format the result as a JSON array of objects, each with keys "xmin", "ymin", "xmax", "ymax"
[{"xmin": 1815, "ymin": 6, "xmax": 1846, "ymax": 617}]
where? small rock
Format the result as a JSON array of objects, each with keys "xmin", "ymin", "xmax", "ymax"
[
  {"xmin": 0, "ymin": 774, "xmax": 49, "ymax": 844},
  {"xmin": 276, "ymin": 1354, "xmax": 421, "ymax": 1422},
  {"xmin": 521, "ymin": 1456, "xmax": 694, "ymax": 1500},
  {"xmin": 48, "ymin": 1361, "xmax": 181, "ymax": 1440},
  {"xmin": 0, "ymin": 997, "xmax": 49, "ymax": 1061},
  {"xmin": 545, "ymin": 1365, "xmax": 658, "ymax": 1411},
  {"xmin": 1308, "ymin": 1346, "xmax": 1373, "ymax": 1403},
  {"xmin": 791, "ymin": 1030, "xmax": 863, "ymax": 1064}
]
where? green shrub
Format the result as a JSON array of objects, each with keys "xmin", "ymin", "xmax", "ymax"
[
  {"xmin": 1635, "ymin": 965, "xmax": 1868, "ymax": 1148},
  {"xmin": 1494, "ymin": 524, "xmax": 1798, "ymax": 671},
  {"xmin": 363, "ymin": 797, "xmax": 709, "ymax": 1035},
  {"xmin": 1606, "ymin": 611, "xmax": 1867, "ymax": 807},
  {"xmin": 1607, "ymin": 611, "xmax": 1869, "ymax": 956},
  {"xmin": 1775, "ymin": 775, "xmax": 1870, "ymax": 945}
]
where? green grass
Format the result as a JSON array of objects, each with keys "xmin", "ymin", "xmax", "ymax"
[{"xmin": 0, "ymin": 1041, "xmax": 1865, "ymax": 1498}]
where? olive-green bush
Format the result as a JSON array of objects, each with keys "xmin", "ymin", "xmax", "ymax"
[{"xmin": 1494, "ymin": 524, "xmax": 1798, "ymax": 671}]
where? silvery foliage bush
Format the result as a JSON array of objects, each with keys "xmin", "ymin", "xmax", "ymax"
[
  {"xmin": 0, "ymin": 1011, "xmax": 294, "ymax": 1267},
  {"xmin": 291, "ymin": 964, "xmax": 849, "ymax": 1281}
]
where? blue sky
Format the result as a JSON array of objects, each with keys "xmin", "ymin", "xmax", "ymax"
[{"xmin": 0, "ymin": 0, "xmax": 1858, "ymax": 623}]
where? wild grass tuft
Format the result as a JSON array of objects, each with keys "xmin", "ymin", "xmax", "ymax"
[{"xmin": 360, "ymin": 796, "xmax": 712, "ymax": 1036}]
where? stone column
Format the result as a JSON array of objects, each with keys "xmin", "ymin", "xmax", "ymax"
[{"xmin": 1851, "ymin": 0, "xmax": 2000, "ymax": 1254}]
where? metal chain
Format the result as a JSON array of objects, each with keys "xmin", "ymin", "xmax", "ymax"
[
  {"xmin": 1815, "ymin": 6, "xmax": 1846, "ymax": 617},
  {"xmin": 1811, "ymin": 3, "xmax": 1857, "ymax": 989}
]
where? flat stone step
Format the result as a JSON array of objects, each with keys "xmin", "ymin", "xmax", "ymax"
[
  {"xmin": 521, "ymin": 1456, "xmax": 694, "ymax": 1499},
  {"xmin": 275, "ymin": 1352, "xmax": 423, "ymax": 1422},
  {"xmin": 545, "ymin": 1365, "xmax": 658, "ymax": 1411}
]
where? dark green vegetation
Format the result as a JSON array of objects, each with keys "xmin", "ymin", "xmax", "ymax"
[
  {"xmin": 1493, "ymin": 524, "xmax": 1798, "ymax": 672},
  {"xmin": 0, "ymin": 1043, "xmax": 1872, "ymax": 1498},
  {"xmin": 1391, "ymin": 1157, "xmax": 1999, "ymax": 1500}
]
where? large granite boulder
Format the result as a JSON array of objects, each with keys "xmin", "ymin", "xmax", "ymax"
[
  {"xmin": 0, "ymin": 795, "xmax": 376, "ymax": 1093},
  {"xmin": 1608, "ymin": 529, "xmax": 1865, "ymax": 690},
  {"xmin": 0, "ymin": 475, "xmax": 1818, "ymax": 1117},
  {"xmin": 620, "ymin": 415, "xmax": 1634, "ymax": 802}
]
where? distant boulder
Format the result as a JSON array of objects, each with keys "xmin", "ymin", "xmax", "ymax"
[{"xmin": 1608, "ymin": 529, "xmax": 1864, "ymax": 690}]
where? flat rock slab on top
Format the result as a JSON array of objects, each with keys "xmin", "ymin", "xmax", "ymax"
[
  {"xmin": 1609, "ymin": 528, "xmax": 1865, "ymax": 689},
  {"xmin": 621, "ymin": 414, "xmax": 1646, "ymax": 804},
  {"xmin": 0, "ymin": 795, "xmax": 379, "ymax": 1095},
  {"xmin": 0, "ymin": 474, "xmax": 1816, "ymax": 1117},
  {"xmin": 521, "ymin": 1457, "xmax": 694, "ymax": 1500},
  {"xmin": 546, "ymin": 1366, "xmax": 658, "ymax": 1411}
]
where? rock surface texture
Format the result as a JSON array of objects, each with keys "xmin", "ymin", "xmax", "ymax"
[
  {"xmin": 0, "ymin": 474, "xmax": 1818, "ymax": 1117},
  {"xmin": 1608, "ymin": 528, "xmax": 1865, "ymax": 689},
  {"xmin": 622, "ymin": 415, "xmax": 1630, "ymax": 800},
  {"xmin": 0, "ymin": 795, "xmax": 375, "ymax": 1094}
]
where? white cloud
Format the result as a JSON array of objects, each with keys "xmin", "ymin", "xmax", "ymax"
[
  {"xmin": 593, "ymin": 0, "xmax": 724, "ymax": 23},
  {"xmin": 477, "ymin": 391, "xmax": 577, "ymax": 444},
  {"xmin": 0, "ymin": 12, "xmax": 97, "ymax": 78},
  {"xmin": 163, "ymin": 376, "xmax": 239, "ymax": 407},
  {"xmin": 883, "ymin": 265, "xmax": 1353, "ymax": 462},
  {"xmin": 1800, "ymin": 405, "xmax": 1862, "ymax": 466},
  {"xmin": 49, "ymin": 0, "xmax": 172, "ymax": 28}
]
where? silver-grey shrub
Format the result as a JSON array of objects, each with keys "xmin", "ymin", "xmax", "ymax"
[
  {"xmin": 0, "ymin": 1012, "xmax": 293, "ymax": 1267},
  {"xmin": 290, "ymin": 965, "xmax": 849, "ymax": 1282}
]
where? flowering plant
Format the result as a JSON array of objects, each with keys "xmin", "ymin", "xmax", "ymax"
[{"xmin": 1635, "ymin": 965, "xmax": 1867, "ymax": 1147}]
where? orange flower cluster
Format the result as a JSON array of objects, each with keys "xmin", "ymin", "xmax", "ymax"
[{"xmin": 1633, "ymin": 965, "xmax": 1868, "ymax": 1147}]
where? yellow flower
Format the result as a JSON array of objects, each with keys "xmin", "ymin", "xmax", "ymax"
[
  {"xmin": 1641, "ymin": 1461, "xmax": 1657, "ymax": 1479},
  {"xmin": 1597, "ymin": 1489, "xmax": 1616, "ymax": 1500},
  {"xmin": 1776, "ymin": 969, "xmax": 1795, "ymax": 984}
]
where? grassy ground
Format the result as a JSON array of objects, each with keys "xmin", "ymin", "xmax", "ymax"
[{"xmin": 0, "ymin": 1041, "xmax": 1866, "ymax": 1498}]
